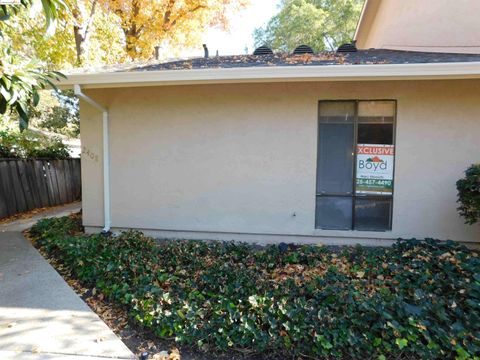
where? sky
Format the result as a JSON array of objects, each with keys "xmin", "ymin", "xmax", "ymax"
[{"xmin": 183, "ymin": 0, "xmax": 280, "ymax": 57}]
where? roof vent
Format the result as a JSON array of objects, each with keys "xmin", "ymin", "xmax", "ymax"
[
  {"xmin": 293, "ymin": 45, "xmax": 314, "ymax": 55},
  {"xmin": 337, "ymin": 42, "xmax": 357, "ymax": 53},
  {"xmin": 253, "ymin": 45, "xmax": 274, "ymax": 56}
]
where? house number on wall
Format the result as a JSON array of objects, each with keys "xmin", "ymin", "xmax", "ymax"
[{"xmin": 82, "ymin": 146, "xmax": 99, "ymax": 162}]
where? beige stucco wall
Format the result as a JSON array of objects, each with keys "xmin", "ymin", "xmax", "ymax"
[
  {"xmin": 355, "ymin": 0, "xmax": 480, "ymax": 54},
  {"xmin": 80, "ymin": 80, "xmax": 480, "ymax": 246}
]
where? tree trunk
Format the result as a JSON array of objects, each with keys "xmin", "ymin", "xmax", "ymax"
[
  {"xmin": 124, "ymin": 27, "xmax": 139, "ymax": 58},
  {"xmin": 123, "ymin": 0, "xmax": 141, "ymax": 59},
  {"xmin": 72, "ymin": 0, "xmax": 98, "ymax": 65}
]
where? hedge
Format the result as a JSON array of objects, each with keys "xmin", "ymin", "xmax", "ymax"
[
  {"xmin": 0, "ymin": 130, "xmax": 70, "ymax": 159},
  {"xmin": 457, "ymin": 164, "xmax": 480, "ymax": 225},
  {"xmin": 30, "ymin": 215, "xmax": 480, "ymax": 359}
]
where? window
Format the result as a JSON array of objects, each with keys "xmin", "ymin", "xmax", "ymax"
[{"xmin": 316, "ymin": 100, "xmax": 396, "ymax": 231}]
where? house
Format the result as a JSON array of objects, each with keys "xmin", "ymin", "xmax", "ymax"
[
  {"xmin": 60, "ymin": 0, "xmax": 480, "ymax": 247},
  {"xmin": 355, "ymin": 0, "xmax": 480, "ymax": 53}
]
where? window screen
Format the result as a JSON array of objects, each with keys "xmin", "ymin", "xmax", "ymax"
[{"xmin": 316, "ymin": 100, "xmax": 396, "ymax": 231}]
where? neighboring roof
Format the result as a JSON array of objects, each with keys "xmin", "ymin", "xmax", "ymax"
[{"xmin": 60, "ymin": 49, "xmax": 480, "ymax": 89}]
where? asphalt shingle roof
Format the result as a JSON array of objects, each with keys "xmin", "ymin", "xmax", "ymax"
[{"xmin": 131, "ymin": 49, "xmax": 480, "ymax": 72}]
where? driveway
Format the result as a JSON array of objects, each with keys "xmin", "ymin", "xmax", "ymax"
[{"xmin": 0, "ymin": 203, "xmax": 136, "ymax": 360}]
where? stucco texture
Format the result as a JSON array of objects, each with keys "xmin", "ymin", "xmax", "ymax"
[
  {"xmin": 356, "ymin": 0, "xmax": 480, "ymax": 54},
  {"xmin": 80, "ymin": 80, "xmax": 480, "ymax": 245}
]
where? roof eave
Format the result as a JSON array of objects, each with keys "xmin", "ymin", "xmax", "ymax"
[{"xmin": 57, "ymin": 62, "xmax": 480, "ymax": 89}]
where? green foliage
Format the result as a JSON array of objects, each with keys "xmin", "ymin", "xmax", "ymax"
[
  {"xmin": 0, "ymin": 47, "xmax": 65, "ymax": 130},
  {"xmin": 1, "ymin": 89, "xmax": 79, "ymax": 140},
  {"xmin": 35, "ymin": 90, "xmax": 79, "ymax": 138},
  {"xmin": 253, "ymin": 0, "xmax": 363, "ymax": 52},
  {"xmin": 1, "ymin": 1, "xmax": 126, "ymax": 69},
  {"xmin": 0, "ymin": 0, "xmax": 66, "ymax": 34},
  {"xmin": 457, "ymin": 164, "xmax": 480, "ymax": 225},
  {"xmin": 31, "ymin": 215, "xmax": 480, "ymax": 359},
  {"xmin": 0, "ymin": 129, "xmax": 70, "ymax": 158},
  {"xmin": 0, "ymin": 0, "xmax": 66, "ymax": 131}
]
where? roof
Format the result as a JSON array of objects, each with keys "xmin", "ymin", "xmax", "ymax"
[
  {"xmin": 60, "ymin": 49, "xmax": 480, "ymax": 89},
  {"xmin": 71, "ymin": 49, "xmax": 480, "ymax": 73}
]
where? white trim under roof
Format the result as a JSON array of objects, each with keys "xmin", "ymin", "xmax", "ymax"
[{"xmin": 59, "ymin": 62, "xmax": 480, "ymax": 89}]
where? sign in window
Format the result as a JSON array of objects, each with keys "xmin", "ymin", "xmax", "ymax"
[
  {"xmin": 356, "ymin": 144, "xmax": 394, "ymax": 195},
  {"xmin": 316, "ymin": 100, "xmax": 396, "ymax": 231}
]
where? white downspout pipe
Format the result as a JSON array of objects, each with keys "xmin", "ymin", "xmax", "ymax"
[{"xmin": 74, "ymin": 85, "xmax": 111, "ymax": 233}]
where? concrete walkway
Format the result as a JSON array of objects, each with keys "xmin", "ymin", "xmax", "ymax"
[{"xmin": 0, "ymin": 203, "xmax": 136, "ymax": 360}]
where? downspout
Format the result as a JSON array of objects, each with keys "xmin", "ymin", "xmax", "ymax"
[{"xmin": 73, "ymin": 85, "xmax": 111, "ymax": 233}]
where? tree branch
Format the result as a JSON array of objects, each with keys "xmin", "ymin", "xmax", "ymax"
[
  {"xmin": 83, "ymin": 0, "xmax": 97, "ymax": 39},
  {"xmin": 167, "ymin": 4, "xmax": 206, "ymax": 31}
]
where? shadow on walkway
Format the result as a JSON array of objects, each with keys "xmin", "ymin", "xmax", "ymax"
[{"xmin": 0, "ymin": 202, "xmax": 135, "ymax": 360}]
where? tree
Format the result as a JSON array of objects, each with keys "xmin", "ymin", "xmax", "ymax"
[
  {"xmin": 2, "ymin": 0, "xmax": 125, "ymax": 68},
  {"xmin": 2, "ymin": 5, "xmax": 77, "ymax": 69},
  {"xmin": 72, "ymin": 0, "xmax": 98, "ymax": 64},
  {"xmin": 0, "ymin": 129, "xmax": 71, "ymax": 158},
  {"xmin": 456, "ymin": 164, "xmax": 480, "ymax": 225},
  {"xmin": 0, "ymin": 43, "xmax": 65, "ymax": 131},
  {"xmin": 0, "ymin": 0, "xmax": 66, "ymax": 130},
  {"xmin": 98, "ymin": 0, "xmax": 248, "ymax": 59},
  {"xmin": 253, "ymin": 0, "xmax": 363, "ymax": 52},
  {"xmin": 69, "ymin": 0, "xmax": 126, "ymax": 65},
  {"xmin": 37, "ymin": 90, "xmax": 80, "ymax": 138}
]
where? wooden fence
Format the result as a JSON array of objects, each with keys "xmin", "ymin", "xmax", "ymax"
[{"xmin": 0, "ymin": 159, "xmax": 81, "ymax": 219}]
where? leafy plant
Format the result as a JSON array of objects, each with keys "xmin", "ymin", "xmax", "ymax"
[
  {"xmin": 37, "ymin": 90, "xmax": 79, "ymax": 138},
  {"xmin": 0, "ymin": 0, "xmax": 66, "ymax": 130},
  {"xmin": 31, "ymin": 215, "xmax": 480, "ymax": 359},
  {"xmin": 0, "ymin": 129, "xmax": 70, "ymax": 158},
  {"xmin": 457, "ymin": 164, "xmax": 480, "ymax": 225}
]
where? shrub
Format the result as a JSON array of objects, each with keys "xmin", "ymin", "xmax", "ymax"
[
  {"xmin": 0, "ymin": 130, "xmax": 70, "ymax": 159},
  {"xmin": 30, "ymin": 215, "xmax": 480, "ymax": 359},
  {"xmin": 457, "ymin": 164, "xmax": 480, "ymax": 225}
]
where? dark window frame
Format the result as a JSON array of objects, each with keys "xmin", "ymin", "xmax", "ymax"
[{"xmin": 315, "ymin": 99, "xmax": 397, "ymax": 231}]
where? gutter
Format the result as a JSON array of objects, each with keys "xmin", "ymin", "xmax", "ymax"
[
  {"xmin": 73, "ymin": 85, "xmax": 111, "ymax": 234},
  {"xmin": 60, "ymin": 62, "xmax": 480, "ymax": 89}
]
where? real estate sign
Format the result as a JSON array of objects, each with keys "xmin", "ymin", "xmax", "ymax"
[{"xmin": 356, "ymin": 144, "xmax": 395, "ymax": 195}]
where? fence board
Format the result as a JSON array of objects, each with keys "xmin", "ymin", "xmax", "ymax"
[
  {"xmin": 45, "ymin": 161, "xmax": 59, "ymax": 206},
  {"xmin": 0, "ymin": 161, "xmax": 13, "ymax": 217},
  {"xmin": 9, "ymin": 161, "xmax": 26, "ymax": 213},
  {"xmin": 24, "ymin": 160, "xmax": 42, "ymax": 209},
  {"xmin": 33, "ymin": 161, "xmax": 51, "ymax": 207},
  {"xmin": 0, "ymin": 159, "xmax": 81, "ymax": 219},
  {"xmin": 56, "ymin": 160, "xmax": 68, "ymax": 204},
  {"xmin": 17, "ymin": 161, "xmax": 35, "ymax": 211}
]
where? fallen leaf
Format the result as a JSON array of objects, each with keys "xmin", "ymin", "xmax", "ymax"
[
  {"xmin": 169, "ymin": 347, "xmax": 181, "ymax": 360},
  {"xmin": 152, "ymin": 351, "xmax": 169, "ymax": 360}
]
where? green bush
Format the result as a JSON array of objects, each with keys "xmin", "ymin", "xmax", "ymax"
[
  {"xmin": 31, "ymin": 216, "xmax": 480, "ymax": 359},
  {"xmin": 457, "ymin": 164, "xmax": 480, "ymax": 225},
  {"xmin": 0, "ymin": 130, "xmax": 70, "ymax": 159}
]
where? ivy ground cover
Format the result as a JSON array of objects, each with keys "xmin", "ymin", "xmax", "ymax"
[{"xmin": 30, "ymin": 215, "xmax": 480, "ymax": 359}]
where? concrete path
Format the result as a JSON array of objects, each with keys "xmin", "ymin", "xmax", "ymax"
[{"xmin": 0, "ymin": 203, "xmax": 136, "ymax": 360}]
